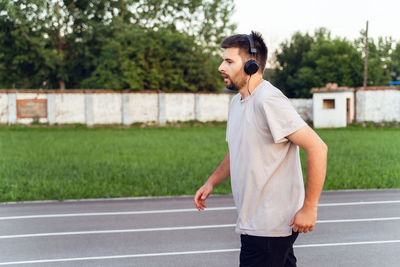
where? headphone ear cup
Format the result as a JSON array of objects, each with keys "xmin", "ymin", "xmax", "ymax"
[{"xmin": 244, "ymin": 60, "xmax": 259, "ymax": 75}]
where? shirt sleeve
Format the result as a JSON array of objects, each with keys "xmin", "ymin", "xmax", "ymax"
[
  {"xmin": 261, "ymin": 94, "xmax": 307, "ymax": 143},
  {"xmin": 226, "ymin": 94, "xmax": 237, "ymax": 142},
  {"xmin": 225, "ymin": 119, "xmax": 229, "ymax": 142}
]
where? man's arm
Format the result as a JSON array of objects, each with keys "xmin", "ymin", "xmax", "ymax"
[
  {"xmin": 287, "ymin": 125, "xmax": 328, "ymax": 233},
  {"xmin": 194, "ymin": 152, "xmax": 230, "ymax": 210}
]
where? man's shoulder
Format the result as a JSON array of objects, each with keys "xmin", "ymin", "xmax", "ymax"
[{"xmin": 255, "ymin": 81, "xmax": 286, "ymax": 103}]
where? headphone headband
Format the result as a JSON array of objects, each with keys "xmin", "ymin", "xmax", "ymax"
[
  {"xmin": 243, "ymin": 34, "xmax": 259, "ymax": 75},
  {"xmin": 246, "ymin": 34, "xmax": 257, "ymax": 57}
]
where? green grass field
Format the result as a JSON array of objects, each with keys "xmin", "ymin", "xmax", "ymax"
[{"xmin": 0, "ymin": 125, "xmax": 399, "ymax": 202}]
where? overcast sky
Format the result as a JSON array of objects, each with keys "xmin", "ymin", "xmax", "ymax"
[{"xmin": 232, "ymin": 0, "xmax": 400, "ymax": 62}]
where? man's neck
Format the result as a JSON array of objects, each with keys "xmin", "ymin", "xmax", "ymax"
[{"xmin": 239, "ymin": 75, "xmax": 264, "ymax": 99}]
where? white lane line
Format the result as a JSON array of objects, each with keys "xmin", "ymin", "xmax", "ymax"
[
  {"xmin": 0, "ymin": 249, "xmax": 240, "ymax": 266},
  {"xmin": 317, "ymin": 217, "xmax": 400, "ymax": 223},
  {"xmin": 319, "ymin": 200, "xmax": 400, "ymax": 207},
  {"xmin": 0, "ymin": 224, "xmax": 236, "ymax": 239},
  {"xmin": 1, "ymin": 240, "xmax": 400, "ymax": 265},
  {"xmin": 1, "ymin": 200, "xmax": 400, "ymax": 221},
  {"xmin": 0, "ymin": 207, "xmax": 236, "ymax": 221},
  {"xmin": 1, "ymin": 217, "xmax": 400, "ymax": 240},
  {"xmin": 295, "ymin": 239, "xmax": 400, "ymax": 248}
]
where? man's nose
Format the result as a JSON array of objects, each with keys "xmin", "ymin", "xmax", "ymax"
[{"xmin": 218, "ymin": 62, "xmax": 225, "ymax": 73}]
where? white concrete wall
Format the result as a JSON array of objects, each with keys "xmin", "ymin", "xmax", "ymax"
[
  {"xmin": 164, "ymin": 93, "xmax": 195, "ymax": 122},
  {"xmin": 55, "ymin": 94, "xmax": 85, "ymax": 124},
  {"xmin": 196, "ymin": 94, "xmax": 231, "ymax": 122},
  {"xmin": 357, "ymin": 90, "xmax": 400, "ymax": 122},
  {"xmin": 290, "ymin": 99, "xmax": 313, "ymax": 122},
  {"xmin": 92, "ymin": 93, "xmax": 122, "ymax": 124},
  {"xmin": 0, "ymin": 91, "xmax": 314, "ymax": 125},
  {"xmin": 127, "ymin": 93, "xmax": 158, "ymax": 123},
  {"xmin": 5, "ymin": 89, "xmax": 399, "ymax": 127},
  {"xmin": 0, "ymin": 93, "xmax": 8, "ymax": 123},
  {"xmin": 313, "ymin": 91, "xmax": 354, "ymax": 128}
]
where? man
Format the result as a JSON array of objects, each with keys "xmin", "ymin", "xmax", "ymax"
[{"xmin": 194, "ymin": 31, "xmax": 328, "ymax": 267}]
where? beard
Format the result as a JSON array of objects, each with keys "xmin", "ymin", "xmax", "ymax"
[{"xmin": 224, "ymin": 71, "xmax": 247, "ymax": 91}]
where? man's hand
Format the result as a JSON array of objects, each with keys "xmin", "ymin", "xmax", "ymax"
[
  {"xmin": 289, "ymin": 205, "xmax": 318, "ymax": 233},
  {"xmin": 194, "ymin": 153, "xmax": 230, "ymax": 211},
  {"xmin": 194, "ymin": 183, "xmax": 214, "ymax": 210}
]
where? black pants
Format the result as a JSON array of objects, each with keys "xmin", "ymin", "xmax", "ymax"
[{"xmin": 240, "ymin": 231, "xmax": 299, "ymax": 267}]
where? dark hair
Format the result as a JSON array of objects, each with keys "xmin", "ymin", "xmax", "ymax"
[{"xmin": 220, "ymin": 31, "xmax": 268, "ymax": 74}]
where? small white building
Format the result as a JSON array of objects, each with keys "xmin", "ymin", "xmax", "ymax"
[
  {"xmin": 312, "ymin": 83, "xmax": 400, "ymax": 128},
  {"xmin": 312, "ymin": 83, "xmax": 355, "ymax": 128}
]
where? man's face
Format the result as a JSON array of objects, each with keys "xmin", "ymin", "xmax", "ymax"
[{"xmin": 218, "ymin": 47, "xmax": 247, "ymax": 91}]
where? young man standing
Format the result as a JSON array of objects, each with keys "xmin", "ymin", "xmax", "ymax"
[{"xmin": 194, "ymin": 32, "xmax": 328, "ymax": 266}]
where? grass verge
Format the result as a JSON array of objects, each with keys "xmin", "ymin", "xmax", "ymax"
[{"xmin": 0, "ymin": 125, "xmax": 399, "ymax": 202}]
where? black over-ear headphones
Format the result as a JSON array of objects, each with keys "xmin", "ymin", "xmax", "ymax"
[{"xmin": 244, "ymin": 34, "xmax": 259, "ymax": 75}]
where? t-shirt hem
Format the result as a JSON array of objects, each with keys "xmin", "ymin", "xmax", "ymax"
[{"xmin": 235, "ymin": 227, "xmax": 292, "ymax": 237}]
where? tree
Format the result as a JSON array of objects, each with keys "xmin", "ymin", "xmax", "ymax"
[
  {"xmin": 81, "ymin": 25, "xmax": 224, "ymax": 91},
  {"xmin": 355, "ymin": 34, "xmax": 393, "ymax": 86},
  {"xmin": 390, "ymin": 42, "xmax": 400, "ymax": 81},
  {"xmin": 116, "ymin": 0, "xmax": 235, "ymax": 52},
  {"xmin": 271, "ymin": 31, "xmax": 314, "ymax": 98},
  {"xmin": 0, "ymin": 0, "xmax": 50, "ymax": 89},
  {"xmin": 272, "ymin": 28, "xmax": 364, "ymax": 98},
  {"xmin": 0, "ymin": 0, "xmax": 235, "ymax": 91},
  {"xmin": 0, "ymin": 0, "xmax": 113, "ymax": 89},
  {"xmin": 309, "ymin": 31, "xmax": 363, "ymax": 89}
]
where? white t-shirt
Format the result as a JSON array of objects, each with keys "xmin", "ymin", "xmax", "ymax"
[{"xmin": 226, "ymin": 80, "xmax": 307, "ymax": 237}]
